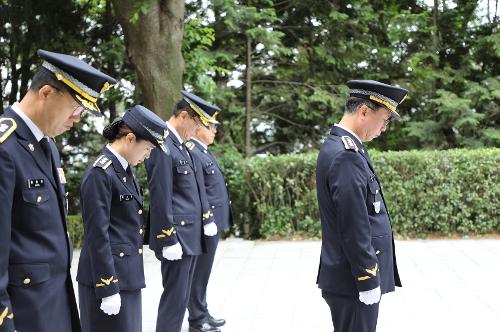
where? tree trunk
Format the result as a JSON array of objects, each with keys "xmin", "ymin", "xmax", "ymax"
[
  {"xmin": 244, "ymin": 33, "xmax": 252, "ymax": 158},
  {"xmin": 105, "ymin": 0, "xmax": 117, "ymax": 122},
  {"xmin": 111, "ymin": 0, "xmax": 185, "ymax": 119},
  {"xmin": 431, "ymin": 0, "xmax": 439, "ymax": 99}
]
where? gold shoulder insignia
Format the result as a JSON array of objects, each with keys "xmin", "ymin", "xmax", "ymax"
[
  {"xmin": 341, "ymin": 136, "xmax": 358, "ymax": 152},
  {"xmin": 185, "ymin": 141, "xmax": 195, "ymax": 150},
  {"xmin": 0, "ymin": 118, "xmax": 17, "ymax": 144},
  {"xmin": 93, "ymin": 155, "xmax": 112, "ymax": 170}
]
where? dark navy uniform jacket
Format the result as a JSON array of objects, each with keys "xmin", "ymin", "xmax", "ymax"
[
  {"xmin": 76, "ymin": 147, "xmax": 146, "ymax": 299},
  {"xmin": 316, "ymin": 125, "xmax": 401, "ymax": 296},
  {"xmin": 0, "ymin": 107, "xmax": 80, "ymax": 332},
  {"xmin": 185, "ymin": 139, "xmax": 233, "ymax": 232},
  {"xmin": 145, "ymin": 130, "xmax": 213, "ymax": 257}
]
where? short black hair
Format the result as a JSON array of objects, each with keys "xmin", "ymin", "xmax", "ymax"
[
  {"xmin": 344, "ymin": 97, "xmax": 381, "ymax": 114},
  {"xmin": 173, "ymin": 99, "xmax": 197, "ymax": 118},
  {"xmin": 29, "ymin": 68, "xmax": 67, "ymax": 92}
]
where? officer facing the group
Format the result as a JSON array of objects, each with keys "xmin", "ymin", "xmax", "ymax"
[
  {"xmin": 0, "ymin": 49, "xmax": 116, "ymax": 332},
  {"xmin": 145, "ymin": 91, "xmax": 219, "ymax": 332},
  {"xmin": 185, "ymin": 103, "xmax": 233, "ymax": 331},
  {"xmin": 316, "ymin": 80, "xmax": 407, "ymax": 332},
  {"xmin": 76, "ymin": 105, "xmax": 168, "ymax": 332}
]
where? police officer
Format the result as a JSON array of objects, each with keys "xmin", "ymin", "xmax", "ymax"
[
  {"xmin": 145, "ymin": 91, "xmax": 219, "ymax": 332},
  {"xmin": 0, "ymin": 49, "xmax": 116, "ymax": 332},
  {"xmin": 76, "ymin": 105, "xmax": 168, "ymax": 332},
  {"xmin": 185, "ymin": 108, "xmax": 232, "ymax": 331},
  {"xmin": 316, "ymin": 80, "xmax": 407, "ymax": 332}
]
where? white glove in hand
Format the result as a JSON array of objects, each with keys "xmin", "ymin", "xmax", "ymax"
[
  {"xmin": 162, "ymin": 243, "xmax": 183, "ymax": 260},
  {"xmin": 359, "ymin": 286, "xmax": 381, "ymax": 305},
  {"xmin": 100, "ymin": 293, "xmax": 121, "ymax": 315},
  {"xmin": 204, "ymin": 222, "xmax": 218, "ymax": 236}
]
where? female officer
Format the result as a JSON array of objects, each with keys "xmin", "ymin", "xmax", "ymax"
[{"xmin": 76, "ymin": 105, "xmax": 168, "ymax": 332}]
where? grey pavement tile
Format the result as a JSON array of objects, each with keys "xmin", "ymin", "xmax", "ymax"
[{"xmin": 70, "ymin": 239, "xmax": 500, "ymax": 331}]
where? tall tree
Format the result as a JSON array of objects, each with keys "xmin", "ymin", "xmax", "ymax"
[{"xmin": 112, "ymin": 0, "xmax": 185, "ymax": 118}]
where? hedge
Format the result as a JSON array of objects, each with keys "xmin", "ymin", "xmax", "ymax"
[
  {"xmin": 67, "ymin": 148, "xmax": 500, "ymax": 245},
  {"xmin": 216, "ymin": 147, "xmax": 500, "ymax": 239}
]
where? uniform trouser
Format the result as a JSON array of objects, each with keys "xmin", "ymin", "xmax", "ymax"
[
  {"xmin": 156, "ymin": 255, "xmax": 197, "ymax": 332},
  {"xmin": 78, "ymin": 284, "xmax": 142, "ymax": 332},
  {"xmin": 187, "ymin": 233, "xmax": 220, "ymax": 324},
  {"xmin": 321, "ymin": 290, "xmax": 379, "ymax": 332}
]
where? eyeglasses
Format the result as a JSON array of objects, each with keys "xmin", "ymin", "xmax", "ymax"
[
  {"xmin": 49, "ymin": 85, "xmax": 87, "ymax": 117},
  {"xmin": 367, "ymin": 106, "xmax": 392, "ymax": 127},
  {"xmin": 71, "ymin": 103, "xmax": 87, "ymax": 117}
]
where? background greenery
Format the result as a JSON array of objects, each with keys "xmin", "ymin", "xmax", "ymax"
[
  {"xmin": 68, "ymin": 147, "xmax": 500, "ymax": 245},
  {"xmin": 1, "ymin": 1, "xmax": 499, "ymax": 244}
]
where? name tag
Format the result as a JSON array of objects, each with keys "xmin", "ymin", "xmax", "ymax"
[
  {"xmin": 205, "ymin": 162, "xmax": 214, "ymax": 167},
  {"xmin": 119, "ymin": 194, "xmax": 133, "ymax": 202},
  {"xmin": 179, "ymin": 159, "xmax": 189, "ymax": 166},
  {"xmin": 57, "ymin": 168, "xmax": 67, "ymax": 184},
  {"xmin": 27, "ymin": 179, "xmax": 45, "ymax": 188}
]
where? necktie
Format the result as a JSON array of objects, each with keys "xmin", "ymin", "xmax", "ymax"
[
  {"xmin": 126, "ymin": 166, "xmax": 139, "ymax": 194},
  {"xmin": 39, "ymin": 137, "xmax": 52, "ymax": 165},
  {"xmin": 39, "ymin": 137, "xmax": 58, "ymax": 184}
]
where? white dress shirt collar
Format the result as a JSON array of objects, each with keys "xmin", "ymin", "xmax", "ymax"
[
  {"xmin": 166, "ymin": 121, "xmax": 183, "ymax": 144},
  {"xmin": 190, "ymin": 137, "xmax": 208, "ymax": 151},
  {"xmin": 334, "ymin": 124, "xmax": 362, "ymax": 145},
  {"xmin": 11, "ymin": 102, "xmax": 45, "ymax": 142},
  {"xmin": 106, "ymin": 144, "xmax": 129, "ymax": 171}
]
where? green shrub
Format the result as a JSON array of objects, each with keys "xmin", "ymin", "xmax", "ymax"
[
  {"xmin": 66, "ymin": 148, "xmax": 500, "ymax": 247},
  {"xmin": 219, "ymin": 148, "xmax": 499, "ymax": 239},
  {"xmin": 67, "ymin": 214, "xmax": 84, "ymax": 249}
]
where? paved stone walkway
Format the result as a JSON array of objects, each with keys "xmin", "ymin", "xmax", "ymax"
[{"xmin": 70, "ymin": 239, "xmax": 500, "ymax": 331}]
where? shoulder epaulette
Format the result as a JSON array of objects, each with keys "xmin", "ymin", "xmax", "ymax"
[
  {"xmin": 341, "ymin": 136, "xmax": 358, "ymax": 152},
  {"xmin": 185, "ymin": 141, "xmax": 195, "ymax": 151},
  {"xmin": 0, "ymin": 118, "xmax": 17, "ymax": 144},
  {"xmin": 93, "ymin": 155, "xmax": 112, "ymax": 170}
]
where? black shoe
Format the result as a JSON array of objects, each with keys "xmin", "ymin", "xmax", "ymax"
[
  {"xmin": 189, "ymin": 322, "xmax": 221, "ymax": 332},
  {"xmin": 208, "ymin": 315, "xmax": 226, "ymax": 327}
]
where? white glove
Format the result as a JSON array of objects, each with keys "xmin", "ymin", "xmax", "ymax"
[
  {"xmin": 359, "ymin": 286, "xmax": 381, "ymax": 305},
  {"xmin": 204, "ymin": 222, "xmax": 218, "ymax": 236},
  {"xmin": 162, "ymin": 243, "xmax": 183, "ymax": 260},
  {"xmin": 100, "ymin": 293, "xmax": 121, "ymax": 315}
]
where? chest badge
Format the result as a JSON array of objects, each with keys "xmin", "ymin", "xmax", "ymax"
[
  {"xmin": 57, "ymin": 168, "xmax": 67, "ymax": 184},
  {"xmin": 120, "ymin": 194, "xmax": 133, "ymax": 202},
  {"xmin": 27, "ymin": 179, "xmax": 45, "ymax": 188}
]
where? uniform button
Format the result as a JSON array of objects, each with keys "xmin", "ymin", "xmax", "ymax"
[
  {"xmin": 36, "ymin": 196, "xmax": 42, "ymax": 203},
  {"xmin": 211, "ymin": 205, "xmax": 215, "ymax": 209},
  {"xmin": 211, "ymin": 170, "xmax": 215, "ymax": 174},
  {"xmin": 139, "ymin": 229, "xmax": 144, "ymax": 235},
  {"xmin": 173, "ymin": 230, "xmax": 177, "ymax": 234},
  {"xmin": 23, "ymin": 277, "xmax": 31, "ymax": 285},
  {"xmin": 138, "ymin": 209, "xmax": 143, "ymax": 215},
  {"xmin": 138, "ymin": 249, "xmax": 143, "ymax": 254},
  {"xmin": 119, "ymin": 252, "xmax": 124, "ymax": 257},
  {"xmin": 184, "ymin": 171, "xmax": 188, "ymax": 175},
  {"xmin": 181, "ymin": 221, "xmax": 185, "ymax": 226},
  {"xmin": 225, "ymin": 182, "xmax": 228, "ymax": 187},
  {"xmin": 229, "ymin": 200, "xmax": 232, "ymax": 205}
]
